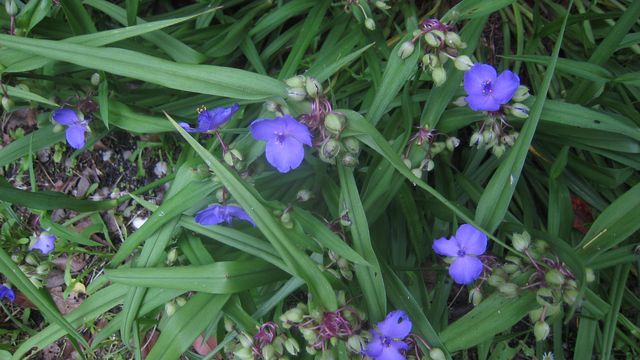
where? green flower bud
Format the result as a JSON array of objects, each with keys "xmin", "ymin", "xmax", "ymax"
[
  {"xmin": 438, "ymin": 52, "xmax": 449, "ymax": 65},
  {"xmin": 534, "ymin": 321, "xmax": 550, "ymax": 341},
  {"xmin": 262, "ymin": 344, "xmax": 276, "ymax": 360},
  {"xmin": 505, "ymin": 255, "xmax": 522, "ymax": 266},
  {"xmin": 25, "ymin": 253, "xmax": 39, "ymax": 266},
  {"xmin": 411, "ymin": 168, "xmax": 422, "ymax": 179},
  {"xmin": 425, "ymin": 159, "xmax": 435, "ymax": 172},
  {"xmin": 223, "ymin": 316, "xmax": 235, "ymax": 332},
  {"xmin": 29, "ymin": 277, "xmax": 42, "ymax": 288},
  {"xmin": 234, "ymin": 347, "xmax": 254, "ymax": 360},
  {"xmin": 498, "ymin": 283, "xmax": 518, "ymax": 298},
  {"xmin": 424, "ymin": 31, "xmax": 443, "ymax": 47},
  {"xmin": 166, "ymin": 247, "xmax": 178, "ymax": 264},
  {"xmin": 320, "ymin": 139, "xmax": 341, "ymax": 163},
  {"xmin": 285, "ymin": 75, "xmax": 306, "ymax": 88},
  {"xmin": 586, "ymin": 268, "xmax": 595, "ymax": 283},
  {"xmin": 398, "ymin": 41, "xmax": 415, "ymax": 59},
  {"xmin": 563, "ymin": 288, "xmax": 579, "ymax": 306},
  {"xmin": 545, "ymin": 269, "xmax": 565, "ymax": 288},
  {"xmin": 287, "ymin": 87, "xmax": 307, "ymax": 101},
  {"xmin": 445, "ymin": 137, "xmax": 460, "ymax": 151},
  {"xmin": 305, "ymin": 77, "xmax": 323, "ymax": 98},
  {"xmin": 265, "ymin": 101, "xmax": 280, "ymax": 113},
  {"xmin": 375, "ymin": 1, "xmax": 391, "ymax": 10},
  {"xmin": 429, "ymin": 348, "xmax": 446, "ymax": 360},
  {"xmin": 492, "ymin": 144, "xmax": 506, "ymax": 158},
  {"xmin": 470, "ymin": 131, "xmax": 483, "ymax": 147},
  {"xmin": 487, "ymin": 274, "xmax": 505, "ymax": 287},
  {"xmin": 512, "ymin": 231, "xmax": 531, "ymax": 252},
  {"xmin": 546, "ymin": 302, "xmax": 561, "ymax": 317},
  {"xmin": 402, "ymin": 158, "xmax": 412, "ymax": 168},
  {"xmin": 469, "ymin": 287, "xmax": 483, "ymax": 306},
  {"xmin": 90, "ymin": 73, "xmax": 101, "ymax": 86},
  {"xmin": 175, "ymin": 296, "xmax": 187, "ymax": 307},
  {"xmin": 445, "ymin": 32, "xmax": 464, "ymax": 48},
  {"xmin": 305, "ymin": 345, "xmax": 317, "ymax": 355},
  {"xmin": 165, "ymin": 301, "xmax": 176, "ymax": 317},
  {"xmin": 283, "ymin": 307, "xmax": 304, "ymax": 323},
  {"xmin": 324, "ymin": 112, "xmax": 346, "ymax": 135},
  {"xmin": 339, "ymin": 209, "xmax": 351, "ymax": 227},
  {"xmin": 431, "ymin": 67, "xmax": 447, "ymax": 87},
  {"xmin": 482, "ymin": 129, "xmax": 495, "ymax": 145},
  {"xmin": 2, "ymin": 96, "xmax": 14, "ymax": 112},
  {"xmin": 536, "ymin": 288, "xmax": 556, "ymax": 306},
  {"xmin": 296, "ymin": 189, "xmax": 312, "ymax": 202},
  {"xmin": 346, "ymin": 335, "xmax": 365, "ymax": 353},
  {"xmin": 510, "ymin": 103, "xmax": 530, "ymax": 118},
  {"xmin": 341, "ymin": 153, "xmax": 358, "ymax": 168},
  {"xmin": 422, "ymin": 53, "xmax": 440, "ymax": 69},
  {"xmin": 223, "ymin": 149, "xmax": 243, "ymax": 167},
  {"xmin": 512, "ymin": 85, "xmax": 530, "ymax": 102},
  {"xmin": 11, "ymin": 254, "xmax": 23, "ymax": 263},
  {"xmin": 503, "ymin": 263, "xmax": 519, "ymax": 274},
  {"xmin": 5, "ymin": 0, "xmax": 17, "ymax": 16},
  {"xmin": 35, "ymin": 263, "xmax": 50, "ymax": 275},
  {"xmin": 430, "ymin": 141, "xmax": 446, "ymax": 155},
  {"xmin": 501, "ymin": 134, "xmax": 515, "ymax": 146},
  {"xmin": 284, "ymin": 338, "xmax": 300, "ymax": 355},
  {"xmin": 454, "ymin": 55, "xmax": 473, "ymax": 71},
  {"xmin": 239, "ymin": 332, "xmax": 254, "ymax": 348},
  {"xmin": 342, "ymin": 137, "xmax": 360, "ymax": 154},
  {"xmin": 281, "ymin": 211, "xmax": 293, "ymax": 229},
  {"xmin": 364, "ymin": 18, "xmax": 376, "ymax": 31},
  {"xmin": 453, "ymin": 96, "xmax": 467, "ymax": 107},
  {"xmin": 529, "ymin": 307, "xmax": 543, "ymax": 322}
]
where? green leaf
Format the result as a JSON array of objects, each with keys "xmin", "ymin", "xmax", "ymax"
[
  {"xmin": 443, "ymin": 0, "xmax": 516, "ymax": 21},
  {"xmin": 59, "ymin": 0, "xmax": 97, "ymax": 34},
  {"xmin": 0, "ymin": 125, "xmax": 64, "ymax": 168},
  {"xmin": 0, "ymin": 35, "xmax": 287, "ymax": 101},
  {"xmin": 502, "ymin": 55, "xmax": 613, "ymax": 82}
]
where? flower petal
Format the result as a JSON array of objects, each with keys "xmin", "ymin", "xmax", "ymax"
[
  {"xmin": 52, "ymin": 108, "xmax": 78, "ymax": 126},
  {"xmin": 364, "ymin": 333, "xmax": 383, "ymax": 358},
  {"xmin": 432, "ymin": 236, "xmax": 459, "ymax": 257},
  {"xmin": 455, "ymin": 224, "xmax": 487, "ymax": 255},
  {"xmin": 376, "ymin": 342, "xmax": 409, "ymax": 360},
  {"xmin": 491, "ymin": 70, "xmax": 520, "ymax": 105},
  {"xmin": 195, "ymin": 204, "xmax": 226, "ymax": 225},
  {"xmin": 377, "ymin": 310, "xmax": 412, "ymax": 339},
  {"xmin": 65, "ymin": 125, "xmax": 87, "ymax": 149},
  {"xmin": 282, "ymin": 115, "xmax": 312, "ymax": 146},
  {"xmin": 226, "ymin": 205, "xmax": 256, "ymax": 227},
  {"xmin": 250, "ymin": 118, "xmax": 282, "ymax": 141},
  {"xmin": 464, "ymin": 64, "xmax": 497, "ymax": 96},
  {"xmin": 179, "ymin": 122, "xmax": 201, "ymax": 133},
  {"xmin": 265, "ymin": 136, "xmax": 305, "ymax": 173},
  {"xmin": 0, "ymin": 285, "xmax": 15, "ymax": 302},
  {"xmin": 198, "ymin": 103, "xmax": 240, "ymax": 131},
  {"xmin": 449, "ymin": 256, "xmax": 484, "ymax": 285},
  {"xmin": 465, "ymin": 94, "xmax": 501, "ymax": 111},
  {"xmin": 30, "ymin": 234, "xmax": 56, "ymax": 255}
]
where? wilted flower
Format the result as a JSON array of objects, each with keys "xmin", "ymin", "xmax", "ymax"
[
  {"xmin": 195, "ymin": 204, "xmax": 255, "ymax": 227},
  {"xmin": 463, "ymin": 64, "xmax": 520, "ymax": 112},
  {"xmin": 250, "ymin": 115, "xmax": 312, "ymax": 173},
  {"xmin": 0, "ymin": 285, "xmax": 15, "ymax": 302},
  {"xmin": 432, "ymin": 224, "xmax": 487, "ymax": 285},
  {"xmin": 179, "ymin": 104, "xmax": 239, "ymax": 133},
  {"xmin": 30, "ymin": 232, "xmax": 56, "ymax": 255},
  {"xmin": 52, "ymin": 108, "xmax": 89, "ymax": 149},
  {"xmin": 365, "ymin": 310, "xmax": 412, "ymax": 360}
]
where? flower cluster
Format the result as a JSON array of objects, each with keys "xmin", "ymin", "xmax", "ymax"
[{"xmin": 364, "ymin": 310, "xmax": 412, "ymax": 360}]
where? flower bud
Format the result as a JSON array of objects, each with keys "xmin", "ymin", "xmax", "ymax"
[
  {"xmin": 280, "ymin": 211, "xmax": 293, "ymax": 229},
  {"xmin": 411, "ymin": 168, "xmax": 422, "ymax": 179},
  {"xmin": 29, "ymin": 277, "xmax": 42, "ymax": 288},
  {"xmin": 431, "ymin": 67, "xmax": 447, "ymax": 87},
  {"xmin": 487, "ymin": 274, "xmax": 505, "ymax": 287},
  {"xmin": 347, "ymin": 335, "xmax": 365, "ymax": 353},
  {"xmin": 482, "ymin": 129, "xmax": 495, "ymax": 145},
  {"xmin": 470, "ymin": 131, "xmax": 483, "ymax": 147},
  {"xmin": 424, "ymin": 31, "xmax": 443, "ymax": 47},
  {"xmin": 452, "ymin": 96, "xmax": 467, "ymax": 107},
  {"xmin": 445, "ymin": 32, "xmax": 464, "ymax": 48},
  {"xmin": 283, "ymin": 307, "xmax": 304, "ymax": 323},
  {"xmin": 445, "ymin": 137, "xmax": 460, "ymax": 151},
  {"xmin": 498, "ymin": 283, "xmax": 518, "ymax": 298},
  {"xmin": 296, "ymin": 189, "xmax": 312, "ymax": 202},
  {"xmin": 429, "ymin": 348, "xmax": 446, "ymax": 360},
  {"xmin": 512, "ymin": 231, "xmax": 531, "ymax": 252},
  {"xmin": 322, "ymin": 138, "xmax": 342, "ymax": 159},
  {"xmin": 534, "ymin": 321, "xmax": 550, "ymax": 341},
  {"xmin": 402, "ymin": 158, "xmax": 412, "ymax": 168},
  {"xmin": 305, "ymin": 345, "xmax": 317, "ymax": 355},
  {"xmin": 425, "ymin": 159, "xmax": 435, "ymax": 172},
  {"xmin": 375, "ymin": 1, "xmax": 390, "ymax": 10},
  {"xmin": 324, "ymin": 112, "xmax": 346, "ymax": 135},
  {"xmin": 501, "ymin": 135, "xmax": 515, "ymax": 146},
  {"xmin": 430, "ymin": 141, "xmax": 445, "ymax": 155},
  {"xmin": 364, "ymin": 18, "xmax": 376, "ymax": 31},
  {"xmin": 238, "ymin": 332, "xmax": 253, "ymax": 348},
  {"xmin": 166, "ymin": 247, "xmax": 178, "ymax": 264},
  {"xmin": 234, "ymin": 347, "xmax": 253, "ymax": 360},
  {"xmin": 2, "ymin": 96, "xmax": 14, "ymax": 112},
  {"xmin": 492, "ymin": 144, "xmax": 506, "ymax": 158},
  {"xmin": 422, "ymin": 53, "xmax": 439, "ymax": 69},
  {"xmin": 510, "ymin": 103, "xmax": 530, "ymax": 118},
  {"xmin": 215, "ymin": 188, "xmax": 228, "ymax": 203},
  {"xmin": 545, "ymin": 269, "xmax": 565, "ymax": 288},
  {"xmin": 438, "ymin": 52, "xmax": 449, "ymax": 65},
  {"xmin": 287, "ymin": 87, "xmax": 307, "ymax": 101},
  {"xmin": 503, "ymin": 263, "xmax": 519, "ymax": 274},
  {"xmin": 165, "ymin": 301, "xmax": 176, "ymax": 316},
  {"xmin": 223, "ymin": 149, "xmax": 243, "ymax": 166},
  {"xmin": 469, "ymin": 287, "xmax": 483, "ymax": 306},
  {"xmin": 536, "ymin": 287, "xmax": 555, "ymax": 306},
  {"xmin": 265, "ymin": 100, "xmax": 279, "ymax": 113},
  {"xmin": 339, "ymin": 209, "xmax": 351, "ymax": 227},
  {"xmin": 11, "ymin": 254, "xmax": 23, "ymax": 263},
  {"xmin": 90, "ymin": 73, "xmax": 101, "ymax": 86},
  {"xmin": 25, "ymin": 253, "xmax": 39, "ymax": 266},
  {"xmin": 305, "ymin": 77, "xmax": 323, "ymax": 98},
  {"xmin": 398, "ymin": 41, "xmax": 415, "ymax": 59},
  {"xmin": 454, "ymin": 55, "xmax": 473, "ymax": 71},
  {"xmin": 341, "ymin": 153, "xmax": 358, "ymax": 168},
  {"xmin": 5, "ymin": 0, "xmax": 17, "ymax": 16},
  {"xmin": 529, "ymin": 307, "xmax": 543, "ymax": 322},
  {"xmin": 586, "ymin": 268, "xmax": 595, "ymax": 283},
  {"xmin": 342, "ymin": 137, "xmax": 360, "ymax": 154},
  {"xmin": 285, "ymin": 75, "xmax": 306, "ymax": 88},
  {"xmin": 36, "ymin": 263, "xmax": 50, "ymax": 275},
  {"xmin": 284, "ymin": 338, "xmax": 299, "ymax": 355},
  {"xmin": 262, "ymin": 344, "xmax": 276, "ymax": 360},
  {"xmin": 546, "ymin": 302, "xmax": 561, "ymax": 317},
  {"xmin": 512, "ymin": 85, "xmax": 530, "ymax": 102},
  {"xmin": 563, "ymin": 288, "xmax": 579, "ymax": 306}
]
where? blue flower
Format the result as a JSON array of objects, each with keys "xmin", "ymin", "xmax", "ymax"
[
  {"xmin": 30, "ymin": 233, "xmax": 56, "ymax": 255},
  {"xmin": 195, "ymin": 204, "xmax": 255, "ymax": 227},
  {"xmin": 52, "ymin": 108, "xmax": 89, "ymax": 149},
  {"xmin": 432, "ymin": 224, "xmax": 487, "ymax": 285},
  {"xmin": 365, "ymin": 310, "xmax": 412, "ymax": 360},
  {"xmin": 0, "ymin": 284, "xmax": 15, "ymax": 302},
  {"xmin": 179, "ymin": 104, "xmax": 239, "ymax": 133},
  {"xmin": 250, "ymin": 115, "xmax": 312, "ymax": 173},
  {"xmin": 464, "ymin": 64, "xmax": 519, "ymax": 112}
]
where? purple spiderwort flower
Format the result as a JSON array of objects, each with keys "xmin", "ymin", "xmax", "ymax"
[
  {"xmin": 29, "ymin": 232, "xmax": 56, "ymax": 255},
  {"xmin": 52, "ymin": 108, "xmax": 89, "ymax": 149},
  {"xmin": 179, "ymin": 104, "xmax": 239, "ymax": 133},
  {"xmin": 0, "ymin": 284, "xmax": 15, "ymax": 302},
  {"xmin": 365, "ymin": 310, "xmax": 412, "ymax": 360},
  {"xmin": 250, "ymin": 115, "xmax": 312, "ymax": 173},
  {"xmin": 432, "ymin": 224, "xmax": 487, "ymax": 285},
  {"xmin": 464, "ymin": 64, "xmax": 520, "ymax": 112},
  {"xmin": 195, "ymin": 204, "xmax": 255, "ymax": 227}
]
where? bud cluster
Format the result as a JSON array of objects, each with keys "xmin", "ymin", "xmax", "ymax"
[
  {"xmin": 225, "ymin": 322, "xmax": 300, "ymax": 360},
  {"xmin": 13, "ymin": 251, "xmax": 50, "ymax": 289},
  {"xmin": 467, "ymin": 116, "xmax": 520, "ymax": 158},
  {"xmin": 344, "ymin": 0, "xmax": 392, "ymax": 31},
  {"xmin": 403, "ymin": 126, "xmax": 460, "ymax": 178},
  {"xmin": 322, "ymin": 250, "xmax": 353, "ymax": 281},
  {"xmin": 397, "ymin": 18, "xmax": 468, "ymax": 87}
]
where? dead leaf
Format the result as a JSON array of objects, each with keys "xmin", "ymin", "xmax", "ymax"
[
  {"xmin": 49, "ymin": 287, "xmax": 84, "ymax": 315},
  {"xmin": 192, "ymin": 335, "xmax": 218, "ymax": 356}
]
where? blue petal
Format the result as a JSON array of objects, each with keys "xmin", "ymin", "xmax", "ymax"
[
  {"xmin": 449, "ymin": 256, "xmax": 484, "ymax": 285},
  {"xmin": 179, "ymin": 121, "xmax": 201, "ymax": 133},
  {"xmin": 377, "ymin": 310, "xmax": 412, "ymax": 339},
  {"xmin": 465, "ymin": 94, "xmax": 501, "ymax": 111},
  {"xmin": 198, "ymin": 104, "xmax": 239, "ymax": 131},
  {"xmin": 52, "ymin": 108, "xmax": 79, "ymax": 126},
  {"xmin": 364, "ymin": 332, "xmax": 384, "ymax": 357},
  {"xmin": 0, "ymin": 285, "xmax": 15, "ymax": 302},
  {"xmin": 265, "ymin": 136, "xmax": 305, "ymax": 173},
  {"xmin": 432, "ymin": 236, "xmax": 459, "ymax": 257},
  {"xmin": 250, "ymin": 118, "xmax": 283, "ymax": 142},
  {"xmin": 281, "ymin": 115, "xmax": 312, "ymax": 146},
  {"xmin": 30, "ymin": 234, "xmax": 56, "ymax": 255},
  {"xmin": 65, "ymin": 125, "xmax": 87, "ymax": 149},
  {"xmin": 491, "ymin": 70, "xmax": 520, "ymax": 104},
  {"xmin": 225, "ymin": 205, "xmax": 256, "ymax": 226},
  {"xmin": 195, "ymin": 204, "xmax": 226, "ymax": 225},
  {"xmin": 454, "ymin": 224, "xmax": 487, "ymax": 256},
  {"xmin": 464, "ymin": 64, "xmax": 497, "ymax": 96}
]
